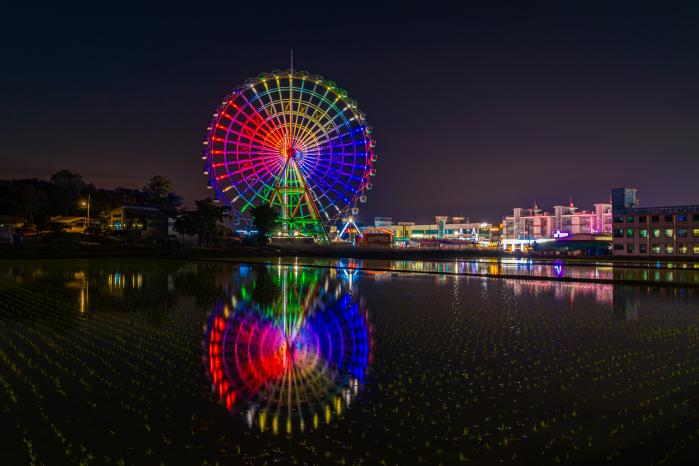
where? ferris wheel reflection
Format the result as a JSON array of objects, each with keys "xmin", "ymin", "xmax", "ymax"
[{"xmin": 204, "ymin": 265, "xmax": 372, "ymax": 434}]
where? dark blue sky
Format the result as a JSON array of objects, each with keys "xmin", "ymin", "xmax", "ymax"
[{"xmin": 2, "ymin": 4, "xmax": 699, "ymax": 223}]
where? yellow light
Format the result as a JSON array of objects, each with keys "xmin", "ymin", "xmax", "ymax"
[{"xmin": 259, "ymin": 411, "xmax": 266, "ymax": 432}]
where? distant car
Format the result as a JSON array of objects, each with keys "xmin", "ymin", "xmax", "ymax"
[{"xmin": 224, "ymin": 235, "xmax": 243, "ymax": 245}]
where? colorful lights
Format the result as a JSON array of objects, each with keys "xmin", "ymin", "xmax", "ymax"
[
  {"xmin": 202, "ymin": 70, "xmax": 376, "ymax": 239},
  {"xmin": 203, "ymin": 266, "xmax": 372, "ymax": 433}
]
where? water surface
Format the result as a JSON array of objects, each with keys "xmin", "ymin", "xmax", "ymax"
[{"xmin": 1, "ymin": 258, "xmax": 698, "ymax": 464}]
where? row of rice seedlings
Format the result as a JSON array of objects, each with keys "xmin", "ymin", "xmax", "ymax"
[{"xmin": 352, "ymin": 274, "xmax": 699, "ymax": 464}]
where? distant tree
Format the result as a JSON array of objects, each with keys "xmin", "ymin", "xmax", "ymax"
[
  {"xmin": 49, "ymin": 170, "xmax": 87, "ymax": 216},
  {"xmin": 250, "ymin": 204, "xmax": 280, "ymax": 244},
  {"xmin": 143, "ymin": 175, "xmax": 183, "ymax": 215},
  {"xmin": 50, "ymin": 170, "xmax": 85, "ymax": 191},
  {"xmin": 173, "ymin": 210, "xmax": 197, "ymax": 236},
  {"xmin": 173, "ymin": 198, "xmax": 230, "ymax": 246},
  {"xmin": 193, "ymin": 198, "xmax": 230, "ymax": 245}
]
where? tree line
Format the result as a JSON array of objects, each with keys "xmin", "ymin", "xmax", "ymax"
[
  {"xmin": 1, "ymin": 169, "xmax": 280, "ymax": 245},
  {"xmin": 0, "ymin": 170, "xmax": 183, "ymax": 228}
]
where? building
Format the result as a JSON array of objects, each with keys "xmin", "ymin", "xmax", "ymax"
[
  {"xmin": 357, "ymin": 228, "xmax": 394, "ymax": 247},
  {"xmin": 611, "ymin": 188, "xmax": 699, "ymax": 257},
  {"xmin": 367, "ymin": 216, "xmax": 498, "ymax": 247},
  {"xmin": 110, "ymin": 206, "xmax": 168, "ymax": 240},
  {"xmin": 49, "ymin": 215, "xmax": 99, "ymax": 233},
  {"xmin": 501, "ymin": 201, "xmax": 611, "ymax": 245},
  {"xmin": 0, "ymin": 215, "xmax": 26, "ymax": 243}
]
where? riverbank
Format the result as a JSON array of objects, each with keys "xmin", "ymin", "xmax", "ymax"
[{"xmin": 3, "ymin": 241, "xmax": 699, "ymax": 265}]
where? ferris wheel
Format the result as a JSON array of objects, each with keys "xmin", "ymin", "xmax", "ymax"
[{"xmin": 202, "ymin": 69, "xmax": 377, "ymax": 240}]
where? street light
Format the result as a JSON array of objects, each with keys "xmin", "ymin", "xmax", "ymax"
[{"xmin": 81, "ymin": 194, "xmax": 91, "ymax": 233}]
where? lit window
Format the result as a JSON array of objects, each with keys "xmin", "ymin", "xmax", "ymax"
[
  {"xmin": 626, "ymin": 228, "xmax": 634, "ymax": 238},
  {"xmin": 639, "ymin": 228, "xmax": 648, "ymax": 238},
  {"xmin": 665, "ymin": 245, "xmax": 674, "ymax": 254},
  {"xmin": 664, "ymin": 229, "xmax": 674, "ymax": 238},
  {"xmin": 678, "ymin": 244, "xmax": 688, "ymax": 254},
  {"xmin": 678, "ymin": 214, "xmax": 687, "ymax": 222},
  {"xmin": 693, "ymin": 228, "xmax": 699, "ymax": 237},
  {"xmin": 652, "ymin": 229, "xmax": 660, "ymax": 238},
  {"xmin": 627, "ymin": 216, "xmax": 634, "ymax": 223},
  {"xmin": 651, "ymin": 244, "xmax": 661, "ymax": 254},
  {"xmin": 678, "ymin": 228, "xmax": 687, "ymax": 237},
  {"xmin": 694, "ymin": 245, "xmax": 699, "ymax": 254}
]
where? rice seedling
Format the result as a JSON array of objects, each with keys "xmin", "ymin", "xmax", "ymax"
[{"xmin": 0, "ymin": 259, "xmax": 698, "ymax": 464}]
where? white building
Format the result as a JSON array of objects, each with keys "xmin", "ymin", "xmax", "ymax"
[
  {"xmin": 367, "ymin": 216, "xmax": 498, "ymax": 247},
  {"xmin": 502, "ymin": 202, "xmax": 612, "ymax": 241}
]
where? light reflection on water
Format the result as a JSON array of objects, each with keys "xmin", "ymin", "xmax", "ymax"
[
  {"xmin": 2, "ymin": 258, "xmax": 698, "ymax": 322},
  {"xmin": 203, "ymin": 265, "xmax": 372, "ymax": 434},
  {"xmin": 259, "ymin": 257, "xmax": 699, "ymax": 286},
  {"xmin": 2, "ymin": 259, "xmax": 699, "ymax": 464}
]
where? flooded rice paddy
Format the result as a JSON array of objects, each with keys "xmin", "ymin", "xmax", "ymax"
[{"xmin": 1, "ymin": 258, "xmax": 699, "ymax": 465}]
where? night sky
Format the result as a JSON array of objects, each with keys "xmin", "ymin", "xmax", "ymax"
[{"xmin": 3, "ymin": 4, "xmax": 699, "ymax": 224}]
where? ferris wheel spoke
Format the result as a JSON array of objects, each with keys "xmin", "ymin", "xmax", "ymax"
[
  {"xmin": 218, "ymin": 123, "xmax": 278, "ymax": 152},
  {"xmin": 302, "ymin": 98, "xmax": 358, "ymax": 143},
  {"xmin": 219, "ymin": 101, "xmax": 281, "ymax": 146},
  {"xmin": 271, "ymin": 78, "xmax": 293, "ymax": 150},
  {"xmin": 304, "ymin": 172, "xmax": 361, "ymax": 206},
  {"xmin": 299, "ymin": 159, "xmax": 363, "ymax": 185},
  {"xmin": 291, "ymin": 99, "xmax": 331, "ymax": 149},
  {"xmin": 227, "ymin": 159, "xmax": 283, "ymax": 179},
  {"xmin": 314, "ymin": 121, "xmax": 361, "ymax": 147},
  {"xmin": 304, "ymin": 173, "xmax": 352, "ymax": 206},
  {"xmin": 258, "ymin": 85, "xmax": 290, "ymax": 146},
  {"xmin": 240, "ymin": 92, "xmax": 287, "ymax": 140},
  {"xmin": 297, "ymin": 106, "xmax": 346, "ymax": 148},
  {"xmin": 292, "ymin": 91, "xmax": 344, "ymax": 148},
  {"xmin": 222, "ymin": 157, "xmax": 282, "ymax": 179},
  {"xmin": 301, "ymin": 151, "xmax": 366, "ymax": 181},
  {"xmin": 292, "ymin": 83, "xmax": 330, "ymax": 145},
  {"xmin": 234, "ymin": 178, "xmax": 277, "ymax": 209}
]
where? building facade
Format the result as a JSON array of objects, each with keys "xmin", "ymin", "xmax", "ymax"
[
  {"xmin": 611, "ymin": 188, "xmax": 699, "ymax": 257},
  {"xmin": 110, "ymin": 206, "xmax": 168, "ymax": 240},
  {"xmin": 368, "ymin": 216, "xmax": 498, "ymax": 247},
  {"xmin": 502, "ymin": 202, "xmax": 612, "ymax": 241}
]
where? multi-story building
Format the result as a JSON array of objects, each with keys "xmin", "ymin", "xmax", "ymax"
[
  {"xmin": 502, "ymin": 201, "xmax": 612, "ymax": 241},
  {"xmin": 611, "ymin": 188, "xmax": 699, "ymax": 257}
]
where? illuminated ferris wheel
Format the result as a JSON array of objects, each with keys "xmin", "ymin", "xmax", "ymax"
[{"xmin": 202, "ymin": 69, "xmax": 377, "ymax": 240}]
